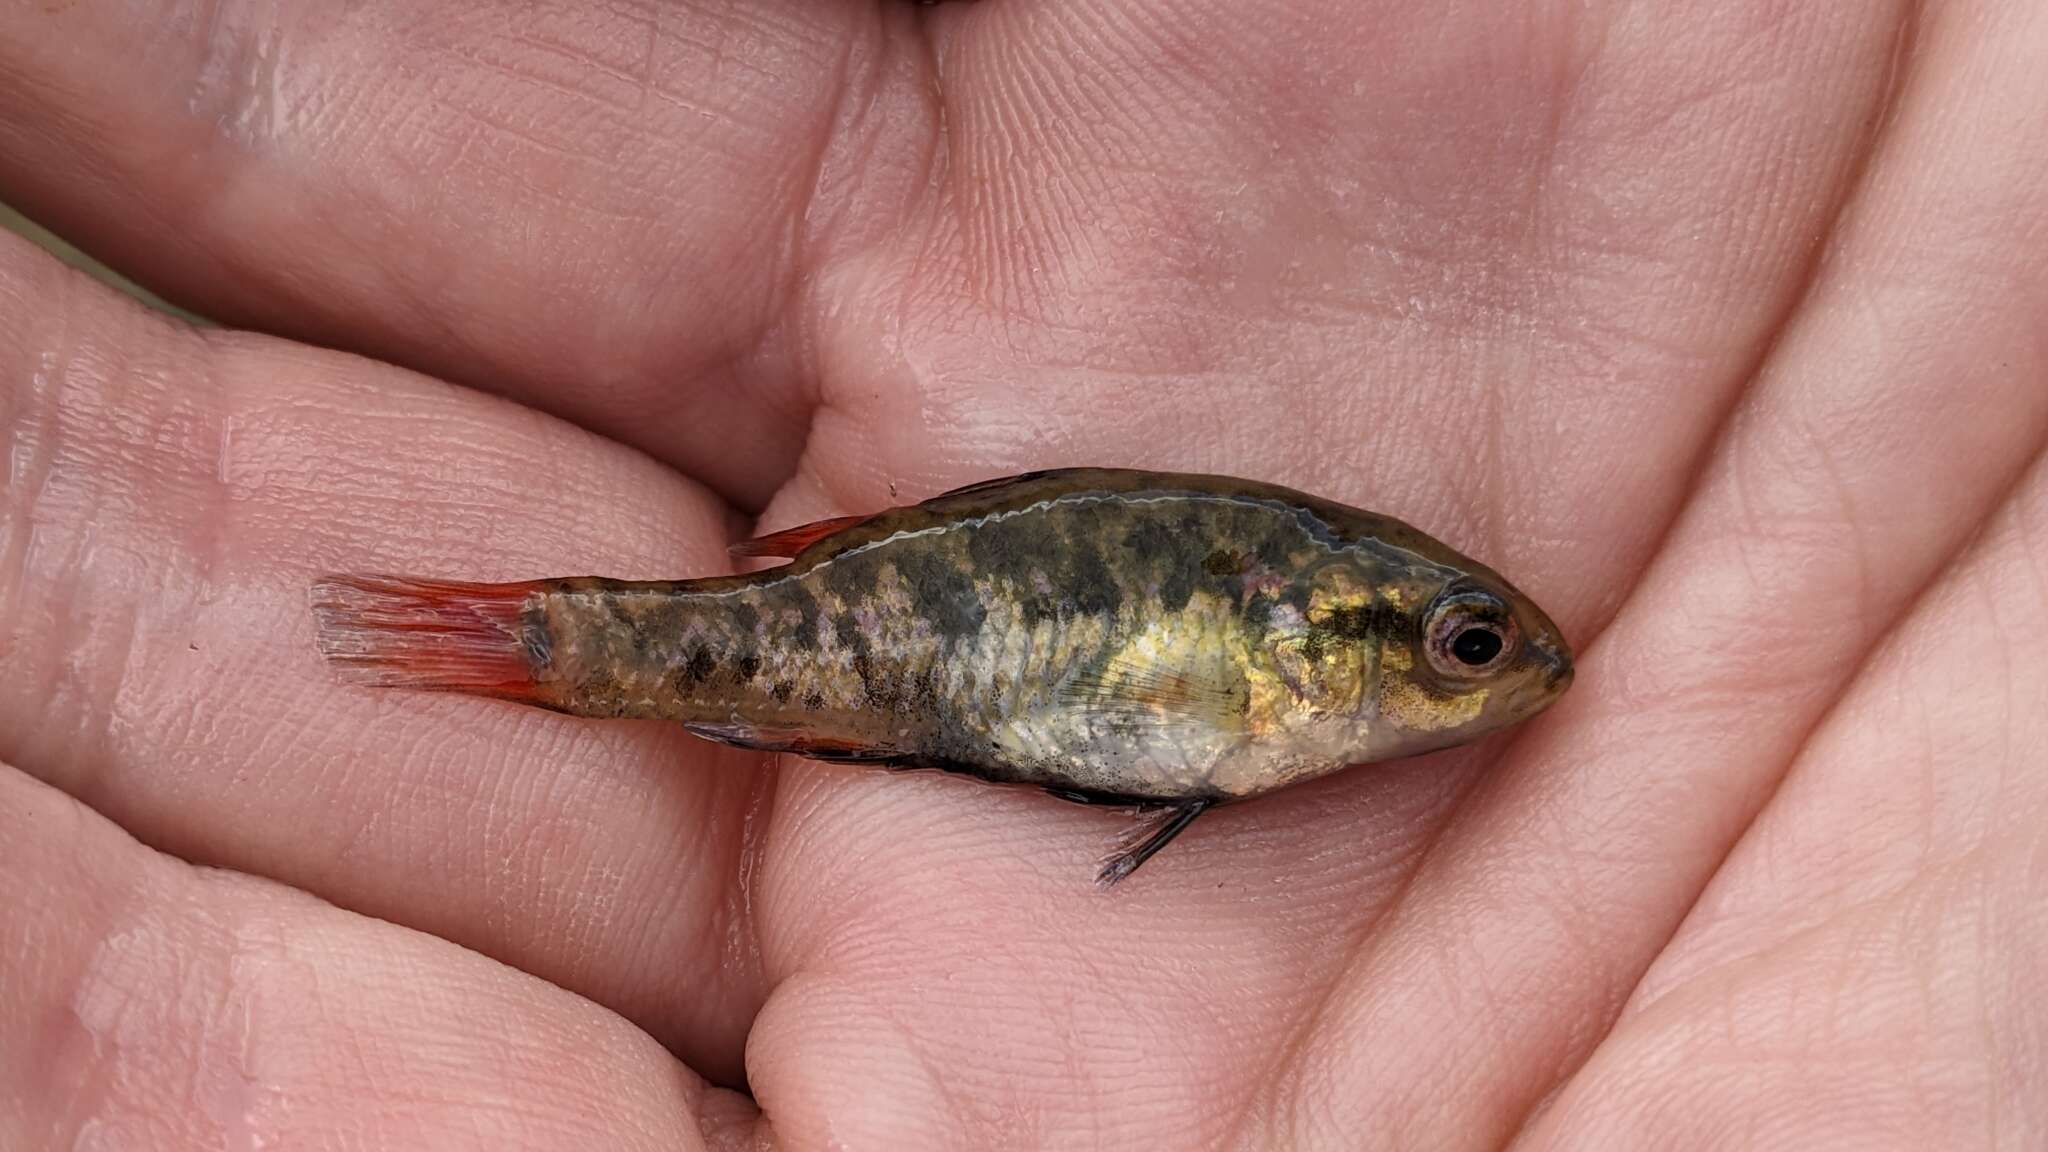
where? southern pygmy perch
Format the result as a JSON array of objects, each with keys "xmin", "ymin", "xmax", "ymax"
[{"xmin": 310, "ymin": 468, "xmax": 1573, "ymax": 885}]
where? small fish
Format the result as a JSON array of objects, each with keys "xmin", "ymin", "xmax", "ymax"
[{"xmin": 310, "ymin": 468, "xmax": 1572, "ymax": 885}]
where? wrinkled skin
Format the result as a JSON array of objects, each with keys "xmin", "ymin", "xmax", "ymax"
[{"xmin": 1, "ymin": 2, "xmax": 2045, "ymax": 1148}]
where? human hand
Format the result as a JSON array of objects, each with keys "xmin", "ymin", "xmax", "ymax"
[{"xmin": 3, "ymin": 2, "xmax": 2044, "ymax": 1147}]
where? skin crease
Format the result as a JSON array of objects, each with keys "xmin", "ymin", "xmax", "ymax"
[{"xmin": 0, "ymin": 0, "xmax": 2044, "ymax": 1147}]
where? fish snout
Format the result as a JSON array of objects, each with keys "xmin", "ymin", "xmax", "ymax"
[{"xmin": 1533, "ymin": 633, "xmax": 1574, "ymax": 693}]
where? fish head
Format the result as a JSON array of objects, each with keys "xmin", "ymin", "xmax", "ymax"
[
  {"xmin": 1360, "ymin": 546, "xmax": 1572, "ymax": 761},
  {"xmin": 1252, "ymin": 547, "xmax": 1573, "ymax": 769}
]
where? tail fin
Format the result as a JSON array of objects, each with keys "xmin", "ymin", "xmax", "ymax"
[{"xmin": 309, "ymin": 574, "xmax": 550, "ymax": 701}]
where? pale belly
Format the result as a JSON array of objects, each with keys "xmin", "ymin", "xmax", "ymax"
[{"xmin": 987, "ymin": 708, "xmax": 1343, "ymax": 801}]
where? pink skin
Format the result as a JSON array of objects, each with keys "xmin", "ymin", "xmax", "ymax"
[{"xmin": 1, "ymin": 1, "xmax": 2046, "ymax": 1148}]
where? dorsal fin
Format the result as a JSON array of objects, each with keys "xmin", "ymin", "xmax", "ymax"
[
  {"xmin": 931, "ymin": 469, "xmax": 1062, "ymax": 500},
  {"xmin": 728, "ymin": 470, "xmax": 1111, "ymax": 563},
  {"xmin": 728, "ymin": 514, "xmax": 873, "ymax": 559}
]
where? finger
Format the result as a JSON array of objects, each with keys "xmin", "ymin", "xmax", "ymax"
[
  {"xmin": 0, "ymin": 229, "xmax": 765, "ymax": 1084},
  {"xmin": 1247, "ymin": 0, "xmax": 2048, "ymax": 1145},
  {"xmin": 1517, "ymin": 418, "xmax": 2048, "ymax": 1148},
  {"xmin": 0, "ymin": 764, "xmax": 739, "ymax": 1151},
  {"xmin": 0, "ymin": 0, "xmax": 904, "ymax": 507}
]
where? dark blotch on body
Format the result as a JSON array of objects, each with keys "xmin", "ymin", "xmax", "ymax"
[
  {"xmin": 1202, "ymin": 548, "xmax": 1243, "ymax": 577},
  {"xmin": 1125, "ymin": 517, "xmax": 1210, "ymax": 613},
  {"xmin": 736, "ymin": 650, "xmax": 762, "ymax": 682},
  {"xmin": 966, "ymin": 511, "xmax": 1063, "ymax": 587},
  {"xmin": 1281, "ymin": 581, "xmax": 1313, "ymax": 615},
  {"xmin": 772, "ymin": 678, "xmax": 796, "ymax": 703},
  {"xmin": 968, "ymin": 509, "xmax": 1127, "ymax": 625},
  {"xmin": 1255, "ymin": 530, "xmax": 1294, "ymax": 571},
  {"xmin": 854, "ymin": 648, "xmax": 898, "ymax": 709},
  {"xmin": 605, "ymin": 597, "xmax": 652, "ymax": 656},
  {"xmin": 1157, "ymin": 565, "xmax": 1197, "ymax": 615},
  {"xmin": 1243, "ymin": 592, "xmax": 1276, "ymax": 627},
  {"xmin": 894, "ymin": 549, "xmax": 986, "ymax": 640},
  {"xmin": 910, "ymin": 664, "xmax": 940, "ymax": 711},
  {"xmin": 782, "ymin": 584, "xmax": 822, "ymax": 651},
  {"xmin": 1300, "ymin": 630, "xmax": 1328, "ymax": 664},
  {"xmin": 1064, "ymin": 540, "xmax": 1123, "ymax": 618},
  {"xmin": 833, "ymin": 612, "xmax": 863, "ymax": 652},
  {"xmin": 1015, "ymin": 591, "xmax": 1058, "ymax": 629},
  {"xmin": 820, "ymin": 552, "xmax": 877, "ymax": 602},
  {"xmin": 732, "ymin": 601, "xmax": 760, "ymax": 635},
  {"xmin": 681, "ymin": 643, "xmax": 716, "ymax": 685}
]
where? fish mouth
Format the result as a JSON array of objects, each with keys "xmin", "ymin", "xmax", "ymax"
[{"xmin": 1536, "ymin": 637, "xmax": 1574, "ymax": 693}]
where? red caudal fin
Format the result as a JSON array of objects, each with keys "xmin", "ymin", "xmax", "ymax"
[
  {"xmin": 309, "ymin": 574, "xmax": 550, "ymax": 701},
  {"xmin": 728, "ymin": 514, "xmax": 872, "ymax": 559}
]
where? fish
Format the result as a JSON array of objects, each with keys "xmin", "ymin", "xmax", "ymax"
[{"xmin": 308, "ymin": 467, "xmax": 1573, "ymax": 886}]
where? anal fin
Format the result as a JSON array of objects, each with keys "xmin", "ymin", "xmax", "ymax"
[{"xmin": 682, "ymin": 721, "xmax": 909, "ymax": 765}]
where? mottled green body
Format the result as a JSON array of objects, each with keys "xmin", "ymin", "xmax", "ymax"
[
  {"xmin": 511, "ymin": 469, "xmax": 1567, "ymax": 803},
  {"xmin": 314, "ymin": 468, "xmax": 1571, "ymax": 884}
]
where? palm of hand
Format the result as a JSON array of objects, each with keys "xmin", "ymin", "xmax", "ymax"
[{"xmin": 2, "ymin": 2, "xmax": 2044, "ymax": 1148}]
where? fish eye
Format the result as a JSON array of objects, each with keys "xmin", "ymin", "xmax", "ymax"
[
  {"xmin": 1424, "ymin": 588, "xmax": 1519, "ymax": 679},
  {"xmin": 1451, "ymin": 627, "xmax": 1502, "ymax": 666}
]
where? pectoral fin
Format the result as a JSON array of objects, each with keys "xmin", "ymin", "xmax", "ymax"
[{"xmin": 1054, "ymin": 650, "xmax": 1248, "ymax": 736}]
